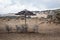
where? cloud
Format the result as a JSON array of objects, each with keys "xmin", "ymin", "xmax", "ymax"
[
  {"xmin": 0, "ymin": 0, "xmax": 40, "ymax": 14},
  {"xmin": 0, "ymin": 0, "xmax": 60, "ymax": 14},
  {"xmin": 0, "ymin": 0, "xmax": 12, "ymax": 6},
  {"xmin": 1, "ymin": 2, "xmax": 39, "ymax": 13},
  {"xmin": 42, "ymin": 0, "xmax": 51, "ymax": 3}
]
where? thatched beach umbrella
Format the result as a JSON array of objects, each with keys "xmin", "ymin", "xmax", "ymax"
[{"xmin": 15, "ymin": 9, "xmax": 36, "ymax": 25}]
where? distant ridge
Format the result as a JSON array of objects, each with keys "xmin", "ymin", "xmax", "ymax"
[{"xmin": 0, "ymin": 9, "xmax": 60, "ymax": 17}]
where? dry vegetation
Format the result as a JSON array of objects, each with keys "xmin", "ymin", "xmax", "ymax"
[
  {"xmin": 0, "ymin": 18, "xmax": 60, "ymax": 33},
  {"xmin": 0, "ymin": 17, "xmax": 60, "ymax": 40}
]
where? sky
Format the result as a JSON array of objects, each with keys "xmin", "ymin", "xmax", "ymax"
[{"xmin": 0, "ymin": 0, "xmax": 60, "ymax": 14}]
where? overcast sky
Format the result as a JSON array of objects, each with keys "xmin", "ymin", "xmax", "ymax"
[{"xmin": 0, "ymin": 0, "xmax": 60, "ymax": 14}]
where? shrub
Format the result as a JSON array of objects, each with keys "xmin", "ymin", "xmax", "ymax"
[
  {"xmin": 5, "ymin": 25, "xmax": 12, "ymax": 33},
  {"xmin": 20, "ymin": 24, "xmax": 28, "ymax": 33},
  {"xmin": 33, "ymin": 25, "xmax": 39, "ymax": 33},
  {"xmin": 16, "ymin": 25, "xmax": 21, "ymax": 32}
]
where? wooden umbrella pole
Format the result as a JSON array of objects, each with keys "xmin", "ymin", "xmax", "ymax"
[{"xmin": 25, "ymin": 13, "xmax": 26, "ymax": 26}]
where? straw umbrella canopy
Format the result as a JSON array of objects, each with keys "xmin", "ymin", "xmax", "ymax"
[{"xmin": 15, "ymin": 9, "xmax": 35, "ymax": 15}]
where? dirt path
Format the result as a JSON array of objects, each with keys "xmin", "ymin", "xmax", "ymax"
[{"xmin": 0, "ymin": 33, "xmax": 60, "ymax": 40}]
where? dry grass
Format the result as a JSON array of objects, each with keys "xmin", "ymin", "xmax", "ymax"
[
  {"xmin": 0, "ymin": 18, "xmax": 60, "ymax": 40},
  {"xmin": 0, "ymin": 18, "xmax": 60, "ymax": 33}
]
